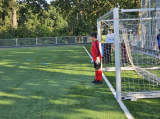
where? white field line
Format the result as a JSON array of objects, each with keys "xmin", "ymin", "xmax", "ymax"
[
  {"xmin": 83, "ymin": 46, "xmax": 134, "ymax": 119},
  {"xmin": 83, "ymin": 46, "xmax": 92, "ymax": 59}
]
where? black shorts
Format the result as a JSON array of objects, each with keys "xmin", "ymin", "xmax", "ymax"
[{"xmin": 94, "ymin": 61, "xmax": 101, "ymax": 69}]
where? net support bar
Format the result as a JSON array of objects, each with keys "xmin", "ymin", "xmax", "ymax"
[
  {"xmin": 122, "ymin": 91, "xmax": 160, "ymax": 100},
  {"xmin": 103, "ymin": 67, "xmax": 160, "ymax": 72},
  {"xmin": 97, "ymin": 9, "xmax": 114, "ymax": 22}
]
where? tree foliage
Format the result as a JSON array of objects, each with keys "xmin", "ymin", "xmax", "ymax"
[{"xmin": 0, "ymin": 0, "xmax": 141, "ymax": 39}]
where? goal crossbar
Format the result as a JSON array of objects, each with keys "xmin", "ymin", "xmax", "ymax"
[
  {"xmin": 121, "ymin": 8, "xmax": 160, "ymax": 13},
  {"xmin": 102, "ymin": 17, "xmax": 160, "ymax": 22}
]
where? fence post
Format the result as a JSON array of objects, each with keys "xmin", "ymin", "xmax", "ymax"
[
  {"xmin": 82, "ymin": 37, "xmax": 83, "ymax": 43},
  {"xmin": 36, "ymin": 38, "xmax": 38, "ymax": 45},
  {"xmin": 75, "ymin": 36, "xmax": 76, "ymax": 43},
  {"xmin": 56, "ymin": 37, "xmax": 57, "ymax": 44},
  {"xmin": 16, "ymin": 38, "xmax": 18, "ymax": 46}
]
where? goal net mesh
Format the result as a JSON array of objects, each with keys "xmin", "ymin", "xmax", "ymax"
[{"xmin": 101, "ymin": 0, "xmax": 160, "ymax": 100}]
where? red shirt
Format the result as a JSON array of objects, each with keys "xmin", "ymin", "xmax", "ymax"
[{"xmin": 91, "ymin": 40, "xmax": 102, "ymax": 61}]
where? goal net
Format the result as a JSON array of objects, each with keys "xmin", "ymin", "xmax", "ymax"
[{"xmin": 98, "ymin": 0, "xmax": 160, "ymax": 101}]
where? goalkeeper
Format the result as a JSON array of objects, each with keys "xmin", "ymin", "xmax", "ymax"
[{"xmin": 90, "ymin": 32, "xmax": 102, "ymax": 84}]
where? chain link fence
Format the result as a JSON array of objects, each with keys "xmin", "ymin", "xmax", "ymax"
[{"xmin": 0, "ymin": 36, "xmax": 91, "ymax": 47}]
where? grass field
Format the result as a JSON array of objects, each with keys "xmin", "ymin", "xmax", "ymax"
[
  {"xmin": 85, "ymin": 44, "xmax": 160, "ymax": 119},
  {"xmin": 104, "ymin": 71, "xmax": 160, "ymax": 119},
  {"xmin": 102, "ymin": 35, "xmax": 107, "ymax": 43},
  {"xmin": 0, "ymin": 45, "xmax": 127, "ymax": 119}
]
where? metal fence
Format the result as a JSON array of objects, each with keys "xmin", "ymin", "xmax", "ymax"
[{"xmin": 0, "ymin": 36, "xmax": 91, "ymax": 47}]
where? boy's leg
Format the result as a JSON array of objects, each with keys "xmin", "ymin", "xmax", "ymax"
[
  {"xmin": 91, "ymin": 64, "xmax": 98, "ymax": 83},
  {"xmin": 92, "ymin": 61, "xmax": 102, "ymax": 84},
  {"xmin": 95, "ymin": 68, "xmax": 102, "ymax": 84},
  {"xmin": 98, "ymin": 68, "xmax": 102, "ymax": 82},
  {"xmin": 95, "ymin": 69, "xmax": 99, "ymax": 81},
  {"xmin": 91, "ymin": 70, "xmax": 97, "ymax": 83}
]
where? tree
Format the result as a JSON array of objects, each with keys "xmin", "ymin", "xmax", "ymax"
[
  {"xmin": 0, "ymin": 0, "xmax": 142, "ymax": 38},
  {"xmin": 13, "ymin": 0, "xmax": 17, "ymax": 29}
]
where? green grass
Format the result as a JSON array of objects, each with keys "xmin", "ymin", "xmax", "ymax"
[
  {"xmin": 88, "ymin": 36, "xmax": 160, "ymax": 118},
  {"xmin": 102, "ymin": 35, "xmax": 107, "ymax": 43},
  {"xmin": 0, "ymin": 45, "xmax": 127, "ymax": 119},
  {"xmin": 131, "ymin": 51, "xmax": 159, "ymax": 68},
  {"xmin": 104, "ymin": 71, "xmax": 160, "ymax": 119},
  {"xmin": 106, "ymin": 70, "xmax": 160, "ymax": 93}
]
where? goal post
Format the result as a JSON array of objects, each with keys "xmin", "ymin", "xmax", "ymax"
[
  {"xmin": 97, "ymin": 8, "xmax": 121, "ymax": 101},
  {"xmin": 98, "ymin": 0, "xmax": 160, "ymax": 101},
  {"xmin": 113, "ymin": 8, "xmax": 121, "ymax": 102}
]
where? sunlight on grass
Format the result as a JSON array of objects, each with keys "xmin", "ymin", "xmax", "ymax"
[
  {"xmin": 0, "ymin": 60, "xmax": 16, "ymax": 67},
  {"xmin": 49, "ymin": 98, "xmax": 78, "ymax": 105},
  {"xmin": 49, "ymin": 84, "xmax": 60, "ymax": 87},
  {"xmin": 0, "ymin": 92, "xmax": 28, "ymax": 99},
  {"xmin": 8, "ymin": 51, "xmax": 35, "ymax": 55},
  {"xmin": 3, "ymin": 65, "xmax": 15, "ymax": 67},
  {"xmin": 9, "ymin": 87, "xmax": 23, "ymax": 90},
  {"xmin": 0, "ymin": 100, "xmax": 15, "ymax": 105},
  {"xmin": 23, "ymin": 62, "xmax": 31, "ymax": 65},
  {"xmin": 0, "ymin": 92, "xmax": 44, "ymax": 100},
  {"xmin": 27, "ymin": 83, "xmax": 40, "ymax": 86},
  {"xmin": 15, "ymin": 52, "xmax": 34, "ymax": 54},
  {"xmin": 29, "ymin": 96, "xmax": 44, "ymax": 99},
  {"xmin": 47, "ymin": 80, "xmax": 58, "ymax": 84},
  {"xmin": 66, "ymin": 94, "xmax": 91, "ymax": 98},
  {"xmin": 19, "ymin": 66, "xmax": 32, "ymax": 69}
]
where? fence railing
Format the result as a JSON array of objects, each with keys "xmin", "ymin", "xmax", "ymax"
[{"xmin": 0, "ymin": 36, "xmax": 91, "ymax": 47}]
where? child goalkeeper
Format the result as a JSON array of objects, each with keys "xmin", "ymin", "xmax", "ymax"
[{"xmin": 90, "ymin": 32, "xmax": 102, "ymax": 84}]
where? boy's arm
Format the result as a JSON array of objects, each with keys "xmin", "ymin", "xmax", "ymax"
[
  {"xmin": 95, "ymin": 41, "xmax": 100, "ymax": 56},
  {"xmin": 92, "ymin": 42, "xmax": 98, "ymax": 61},
  {"xmin": 95, "ymin": 41, "xmax": 101, "ymax": 64}
]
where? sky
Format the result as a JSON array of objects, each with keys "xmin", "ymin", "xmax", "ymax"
[
  {"xmin": 46, "ymin": 0, "xmax": 54, "ymax": 4},
  {"xmin": 46, "ymin": 0, "xmax": 50, "ymax": 4}
]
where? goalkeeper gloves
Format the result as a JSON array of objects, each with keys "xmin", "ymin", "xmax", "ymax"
[
  {"xmin": 91, "ymin": 56, "xmax": 93, "ymax": 63},
  {"xmin": 95, "ymin": 57, "xmax": 100, "ymax": 65}
]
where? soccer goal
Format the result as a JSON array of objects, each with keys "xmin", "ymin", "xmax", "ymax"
[{"xmin": 98, "ymin": 0, "xmax": 160, "ymax": 101}]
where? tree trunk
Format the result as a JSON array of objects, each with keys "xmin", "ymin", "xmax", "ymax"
[{"xmin": 13, "ymin": 0, "xmax": 17, "ymax": 29}]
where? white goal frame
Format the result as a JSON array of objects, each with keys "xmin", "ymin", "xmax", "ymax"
[
  {"xmin": 97, "ymin": 8, "xmax": 121, "ymax": 102},
  {"xmin": 97, "ymin": 7, "xmax": 160, "ymax": 101}
]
